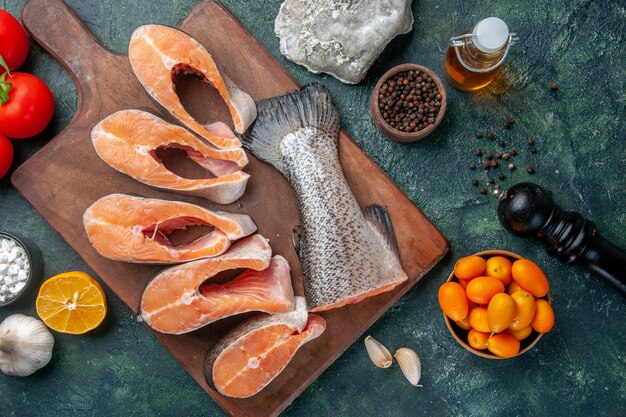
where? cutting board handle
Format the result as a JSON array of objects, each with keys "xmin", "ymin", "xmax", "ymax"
[{"xmin": 21, "ymin": 0, "xmax": 112, "ymax": 90}]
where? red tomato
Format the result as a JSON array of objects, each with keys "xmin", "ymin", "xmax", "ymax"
[
  {"xmin": 0, "ymin": 10, "xmax": 30, "ymax": 70},
  {"xmin": 0, "ymin": 134, "xmax": 13, "ymax": 178},
  {"xmin": 0, "ymin": 72, "xmax": 54, "ymax": 139}
]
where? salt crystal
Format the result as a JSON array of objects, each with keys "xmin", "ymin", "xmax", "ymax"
[
  {"xmin": 8, "ymin": 248, "xmax": 18, "ymax": 263},
  {"xmin": 13, "ymin": 281, "xmax": 25, "ymax": 293},
  {"xmin": 0, "ymin": 295, "xmax": 5, "ymax": 303},
  {"xmin": 17, "ymin": 270, "xmax": 27, "ymax": 281},
  {"xmin": 3, "ymin": 276, "xmax": 11, "ymax": 286},
  {"xmin": 0, "ymin": 284, "xmax": 6, "ymax": 294},
  {"xmin": 0, "ymin": 264, "xmax": 6, "ymax": 274},
  {"xmin": 8, "ymin": 264, "xmax": 19, "ymax": 275}
]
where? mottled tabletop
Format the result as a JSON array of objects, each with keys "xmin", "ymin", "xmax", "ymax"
[{"xmin": 1, "ymin": 1, "xmax": 625, "ymax": 416}]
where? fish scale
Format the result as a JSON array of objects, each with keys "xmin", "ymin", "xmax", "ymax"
[{"xmin": 242, "ymin": 84, "xmax": 408, "ymax": 312}]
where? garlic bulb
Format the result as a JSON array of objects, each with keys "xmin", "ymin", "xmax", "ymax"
[{"xmin": 0, "ymin": 314, "xmax": 54, "ymax": 376}]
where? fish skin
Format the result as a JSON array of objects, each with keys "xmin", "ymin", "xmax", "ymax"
[
  {"xmin": 205, "ymin": 297, "xmax": 326, "ymax": 398},
  {"xmin": 91, "ymin": 110, "xmax": 249, "ymax": 205},
  {"xmin": 241, "ymin": 84, "xmax": 408, "ymax": 312},
  {"xmin": 140, "ymin": 238, "xmax": 295, "ymax": 334},
  {"xmin": 83, "ymin": 193, "xmax": 256, "ymax": 264}
]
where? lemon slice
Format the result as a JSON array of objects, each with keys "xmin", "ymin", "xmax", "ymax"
[{"xmin": 36, "ymin": 271, "xmax": 107, "ymax": 334}]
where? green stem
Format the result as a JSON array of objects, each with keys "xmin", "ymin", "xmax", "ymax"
[{"xmin": 0, "ymin": 55, "xmax": 12, "ymax": 105}]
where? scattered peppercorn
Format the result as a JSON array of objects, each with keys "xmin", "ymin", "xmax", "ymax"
[
  {"xmin": 472, "ymin": 179, "xmax": 479, "ymax": 186},
  {"xmin": 475, "ymin": 131, "xmax": 483, "ymax": 138},
  {"xmin": 487, "ymin": 132, "xmax": 495, "ymax": 140},
  {"xmin": 497, "ymin": 139, "xmax": 506, "ymax": 147},
  {"xmin": 495, "ymin": 152, "xmax": 502, "ymax": 159},
  {"xmin": 482, "ymin": 161, "xmax": 490, "ymax": 169},
  {"xmin": 502, "ymin": 153, "xmax": 510, "ymax": 160},
  {"xmin": 527, "ymin": 138, "xmax": 535, "ymax": 145},
  {"xmin": 530, "ymin": 147, "xmax": 538, "ymax": 154},
  {"xmin": 474, "ymin": 149, "xmax": 483, "ymax": 156},
  {"xmin": 508, "ymin": 163, "xmax": 516, "ymax": 170},
  {"xmin": 479, "ymin": 188, "xmax": 487, "ymax": 195},
  {"xmin": 490, "ymin": 160, "xmax": 499, "ymax": 168},
  {"xmin": 498, "ymin": 172, "xmax": 506, "ymax": 180},
  {"xmin": 494, "ymin": 184, "xmax": 501, "ymax": 190},
  {"xmin": 549, "ymin": 82, "xmax": 558, "ymax": 91},
  {"xmin": 526, "ymin": 166, "xmax": 535, "ymax": 174},
  {"xmin": 509, "ymin": 148, "xmax": 518, "ymax": 156},
  {"xmin": 469, "ymin": 162, "xmax": 477, "ymax": 170},
  {"xmin": 488, "ymin": 178, "xmax": 495, "ymax": 184},
  {"xmin": 378, "ymin": 70, "xmax": 442, "ymax": 132},
  {"xmin": 504, "ymin": 116, "xmax": 515, "ymax": 129},
  {"xmin": 485, "ymin": 152, "xmax": 493, "ymax": 160}
]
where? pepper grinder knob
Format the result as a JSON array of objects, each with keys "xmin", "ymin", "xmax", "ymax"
[{"xmin": 497, "ymin": 182, "xmax": 626, "ymax": 296}]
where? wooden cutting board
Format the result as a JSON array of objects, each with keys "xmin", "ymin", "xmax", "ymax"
[{"xmin": 12, "ymin": 0, "xmax": 448, "ymax": 415}]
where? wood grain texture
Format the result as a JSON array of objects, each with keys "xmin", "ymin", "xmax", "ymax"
[{"xmin": 12, "ymin": 0, "xmax": 448, "ymax": 416}]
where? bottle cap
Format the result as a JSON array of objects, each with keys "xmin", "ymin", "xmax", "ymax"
[{"xmin": 473, "ymin": 17, "xmax": 509, "ymax": 53}]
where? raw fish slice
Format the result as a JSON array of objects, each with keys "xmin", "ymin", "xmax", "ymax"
[
  {"xmin": 83, "ymin": 194, "xmax": 256, "ymax": 264},
  {"xmin": 140, "ymin": 236, "xmax": 295, "ymax": 334},
  {"xmin": 241, "ymin": 84, "xmax": 408, "ymax": 312},
  {"xmin": 92, "ymin": 110, "xmax": 249, "ymax": 205},
  {"xmin": 205, "ymin": 297, "xmax": 325, "ymax": 398},
  {"xmin": 129, "ymin": 24, "xmax": 256, "ymax": 148}
]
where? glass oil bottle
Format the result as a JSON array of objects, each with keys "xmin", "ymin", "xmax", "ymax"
[{"xmin": 443, "ymin": 17, "xmax": 515, "ymax": 92}]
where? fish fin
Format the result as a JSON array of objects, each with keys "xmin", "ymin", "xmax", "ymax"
[
  {"xmin": 240, "ymin": 84, "xmax": 340, "ymax": 176},
  {"xmin": 364, "ymin": 204, "xmax": 400, "ymax": 258},
  {"xmin": 291, "ymin": 225, "xmax": 302, "ymax": 259}
]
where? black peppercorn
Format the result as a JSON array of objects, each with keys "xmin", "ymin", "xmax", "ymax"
[
  {"xmin": 549, "ymin": 82, "xmax": 558, "ymax": 91},
  {"xmin": 527, "ymin": 138, "xmax": 535, "ymax": 145},
  {"xmin": 479, "ymin": 188, "xmax": 487, "ymax": 195},
  {"xmin": 504, "ymin": 116, "xmax": 514, "ymax": 129},
  {"xmin": 378, "ymin": 70, "xmax": 441, "ymax": 132},
  {"xmin": 530, "ymin": 147, "xmax": 538, "ymax": 154},
  {"xmin": 509, "ymin": 148, "xmax": 518, "ymax": 156},
  {"xmin": 502, "ymin": 153, "xmax": 510, "ymax": 160},
  {"xmin": 475, "ymin": 131, "xmax": 483, "ymax": 138},
  {"xmin": 474, "ymin": 149, "xmax": 483, "ymax": 156},
  {"xmin": 526, "ymin": 166, "xmax": 535, "ymax": 174},
  {"xmin": 487, "ymin": 132, "xmax": 495, "ymax": 140},
  {"xmin": 472, "ymin": 179, "xmax": 479, "ymax": 186},
  {"xmin": 485, "ymin": 152, "xmax": 493, "ymax": 159},
  {"xmin": 491, "ymin": 160, "xmax": 499, "ymax": 168},
  {"xmin": 482, "ymin": 161, "xmax": 490, "ymax": 169},
  {"xmin": 495, "ymin": 152, "xmax": 502, "ymax": 159},
  {"xmin": 498, "ymin": 172, "xmax": 506, "ymax": 180},
  {"xmin": 488, "ymin": 178, "xmax": 495, "ymax": 184},
  {"xmin": 497, "ymin": 140, "xmax": 506, "ymax": 147},
  {"xmin": 469, "ymin": 162, "xmax": 476, "ymax": 170},
  {"xmin": 508, "ymin": 163, "xmax": 516, "ymax": 170}
]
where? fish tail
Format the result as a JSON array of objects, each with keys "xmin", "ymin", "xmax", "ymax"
[
  {"xmin": 240, "ymin": 84, "xmax": 340, "ymax": 175},
  {"xmin": 364, "ymin": 204, "xmax": 400, "ymax": 258}
]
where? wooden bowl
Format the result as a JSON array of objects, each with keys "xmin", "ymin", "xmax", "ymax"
[
  {"xmin": 443, "ymin": 250, "xmax": 550, "ymax": 359},
  {"xmin": 370, "ymin": 63, "xmax": 447, "ymax": 142}
]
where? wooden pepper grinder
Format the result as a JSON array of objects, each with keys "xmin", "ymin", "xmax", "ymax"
[{"xmin": 496, "ymin": 182, "xmax": 626, "ymax": 296}]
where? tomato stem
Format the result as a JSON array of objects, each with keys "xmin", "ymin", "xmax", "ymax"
[{"xmin": 0, "ymin": 55, "xmax": 12, "ymax": 105}]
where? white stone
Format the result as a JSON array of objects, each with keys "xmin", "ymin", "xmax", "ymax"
[{"xmin": 275, "ymin": 0, "xmax": 414, "ymax": 84}]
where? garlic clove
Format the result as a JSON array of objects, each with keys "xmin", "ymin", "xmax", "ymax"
[
  {"xmin": 0, "ymin": 314, "xmax": 54, "ymax": 377},
  {"xmin": 364, "ymin": 335, "xmax": 393, "ymax": 368},
  {"xmin": 394, "ymin": 347, "xmax": 422, "ymax": 387}
]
